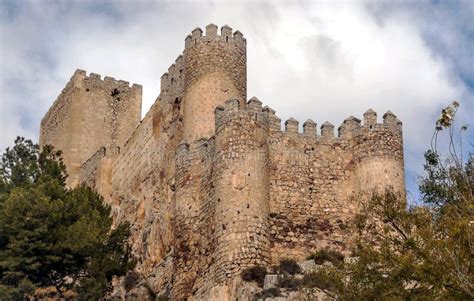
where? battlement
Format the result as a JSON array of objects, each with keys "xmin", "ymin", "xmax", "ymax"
[
  {"xmin": 74, "ymin": 69, "xmax": 142, "ymax": 90},
  {"xmin": 184, "ymin": 24, "xmax": 246, "ymax": 50},
  {"xmin": 160, "ymin": 55, "xmax": 185, "ymax": 94},
  {"xmin": 214, "ymin": 97, "xmax": 402, "ymax": 142},
  {"xmin": 42, "ymin": 68, "xmax": 142, "ymax": 140}
]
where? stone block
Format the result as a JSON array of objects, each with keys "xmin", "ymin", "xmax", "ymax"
[
  {"xmin": 263, "ymin": 274, "xmax": 280, "ymax": 290},
  {"xmin": 297, "ymin": 260, "xmax": 317, "ymax": 274}
]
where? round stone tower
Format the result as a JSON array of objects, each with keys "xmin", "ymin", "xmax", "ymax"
[
  {"xmin": 182, "ymin": 24, "xmax": 247, "ymax": 142},
  {"xmin": 213, "ymin": 98, "xmax": 271, "ymax": 283},
  {"xmin": 353, "ymin": 110, "xmax": 405, "ymax": 196}
]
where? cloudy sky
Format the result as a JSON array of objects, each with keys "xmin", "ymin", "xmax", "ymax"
[{"xmin": 0, "ymin": 0, "xmax": 473, "ymax": 198}]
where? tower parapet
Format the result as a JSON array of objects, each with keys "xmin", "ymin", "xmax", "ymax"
[
  {"xmin": 353, "ymin": 110, "xmax": 405, "ymax": 194},
  {"xmin": 303, "ymin": 119, "xmax": 317, "ymax": 137},
  {"xmin": 182, "ymin": 24, "xmax": 247, "ymax": 142}
]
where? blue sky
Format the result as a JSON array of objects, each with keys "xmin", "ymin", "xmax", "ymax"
[{"xmin": 0, "ymin": 0, "xmax": 472, "ymax": 200}]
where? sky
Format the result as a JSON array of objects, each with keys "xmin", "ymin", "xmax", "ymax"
[{"xmin": 0, "ymin": 0, "xmax": 473, "ymax": 200}]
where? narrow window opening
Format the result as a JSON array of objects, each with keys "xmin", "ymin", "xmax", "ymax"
[{"xmin": 226, "ymin": 36, "xmax": 229, "ymax": 42}]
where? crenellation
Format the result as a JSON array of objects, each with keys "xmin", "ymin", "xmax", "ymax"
[
  {"xmin": 104, "ymin": 76, "xmax": 116, "ymax": 83},
  {"xmin": 132, "ymin": 83, "xmax": 142, "ymax": 91},
  {"xmin": 224, "ymin": 98, "xmax": 240, "ymax": 112},
  {"xmin": 40, "ymin": 24, "xmax": 405, "ymax": 300},
  {"xmin": 206, "ymin": 23, "xmax": 218, "ymax": 36},
  {"xmin": 303, "ymin": 119, "xmax": 317, "ymax": 137},
  {"xmin": 339, "ymin": 116, "xmax": 361, "ymax": 139},
  {"xmin": 221, "ymin": 24, "xmax": 232, "ymax": 39},
  {"xmin": 168, "ymin": 63, "xmax": 176, "ymax": 75},
  {"xmin": 89, "ymin": 72, "xmax": 101, "ymax": 79},
  {"xmin": 175, "ymin": 54, "xmax": 183, "ymax": 66},
  {"xmin": 263, "ymin": 106, "xmax": 281, "ymax": 131},
  {"xmin": 321, "ymin": 121, "xmax": 335, "ymax": 138},
  {"xmin": 396, "ymin": 119, "xmax": 403, "ymax": 132},
  {"xmin": 233, "ymin": 30, "xmax": 244, "ymax": 43},
  {"xmin": 185, "ymin": 34, "xmax": 192, "ymax": 48},
  {"xmin": 364, "ymin": 108, "xmax": 377, "ymax": 127},
  {"xmin": 184, "ymin": 24, "xmax": 245, "ymax": 52},
  {"xmin": 74, "ymin": 69, "xmax": 86, "ymax": 76},
  {"xmin": 160, "ymin": 72, "xmax": 169, "ymax": 93},
  {"xmin": 118, "ymin": 80, "xmax": 129, "ymax": 87},
  {"xmin": 247, "ymin": 96, "xmax": 262, "ymax": 110},
  {"xmin": 383, "ymin": 110, "xmax": 398, "ymax": 126},
  {"xmin": 285, "ymin": 117, "xmax": 299, "ymax": 134},
  {"xmin": 73, "ymin": 70, "xmax": 141, "ymax": 89}
]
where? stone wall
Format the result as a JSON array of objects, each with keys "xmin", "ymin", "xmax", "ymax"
[{"xmin": 78, "ymin": 146, "xmax": 117, "ymax": 199}]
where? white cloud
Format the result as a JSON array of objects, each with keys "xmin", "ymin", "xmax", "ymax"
[{"xmin": 0, "ymin": 0, "xmax": 472, "ymax": 194}]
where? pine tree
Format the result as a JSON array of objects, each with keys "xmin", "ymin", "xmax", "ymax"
[{"xmin": 0, "ymin": 137, "xmax": 135, "ymax": 300}]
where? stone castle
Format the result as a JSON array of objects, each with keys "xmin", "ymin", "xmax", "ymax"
[{"xmin": 40, "ymin": 24, "xmax": 405, "ymax": 300}]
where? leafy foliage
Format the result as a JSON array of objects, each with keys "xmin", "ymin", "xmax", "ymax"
[
  {"xmin": 0, "ymin": 137, "xmax": 135, "ymax": 300},
  {"xmin": 277, "ymin": 259, "xmax": 301, "ymax": 275},
  {"xmin": 307, "ymin": 249, "xmax": 345, "ymax": 266},
  {"xmin": 241, "ymin": 265, "xmax": 267, "ymax": 287},
  {"xmin": 254, "ymin": 287, "xmax": 281, "ymax": 300},
  {"xmin": 312, "ymin": 103, "xmax": 473, "ymax": 300}
]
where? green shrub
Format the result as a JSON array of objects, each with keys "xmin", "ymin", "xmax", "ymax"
[
  {"xmin": 254, "ymin": 287, "xmax": 281, "ymax": 300},
  {"xmin": 278, "ymin": 275, "xmax": 302, "ymax": 291},
  {"xmin": 278, "ymin": 259, "xmax": 301, "ymax": 275},
  {"xmin": 156, "ymin": 294, "xmax": 169, "ymax": 301},
  {"xmin": 302, "ymin": 270, "xmax": 338, "ymax": 291},
  {"xmin": 241, "ymin": 266, "xmax": 267, "ymax": 287},
  {"xmin": 307, "ymin": 248, "xmax": 344, "ymax": 266},
  {"xmin": 124, "ymin": 271, "xmax": 140, "ymax": 292}
]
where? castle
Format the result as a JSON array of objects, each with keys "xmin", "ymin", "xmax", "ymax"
[{"xmin": 40, "ymin": 24, "xmax": 405, "ymax": 300}]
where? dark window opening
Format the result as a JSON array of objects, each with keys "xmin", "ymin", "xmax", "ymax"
[{"xmin": 226, "ymin": 36, "xmax": 229, "ymax": 42}]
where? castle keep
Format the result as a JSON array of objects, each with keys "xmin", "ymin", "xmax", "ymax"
[{"xmin": 40, "ymin": 24, "xmax": 405, "ymax": 300}]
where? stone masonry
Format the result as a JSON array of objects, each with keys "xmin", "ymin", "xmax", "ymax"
[{"xmin": 39, "ymin": 24, "xmax": 405, "ymax": 300}]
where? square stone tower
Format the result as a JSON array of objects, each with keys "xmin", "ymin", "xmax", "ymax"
[{"xmin": 39, "ymin": 70, "xmax": 142, "ymax": 186}]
